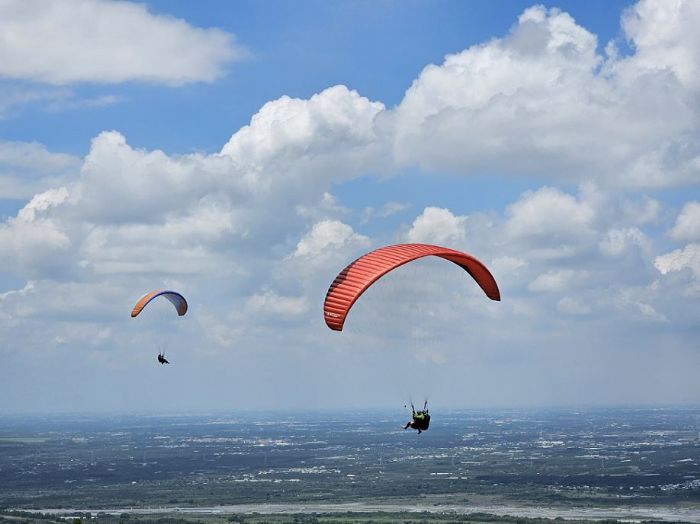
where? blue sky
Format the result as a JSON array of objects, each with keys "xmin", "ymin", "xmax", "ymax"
[{"xmin": 0, "ymin": 0, "xmax": 699, "ymax": 413}]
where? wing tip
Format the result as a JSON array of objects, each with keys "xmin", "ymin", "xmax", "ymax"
[{"xmin": 325, "ymin": 320, "xmax": 344, "ymax": 331}]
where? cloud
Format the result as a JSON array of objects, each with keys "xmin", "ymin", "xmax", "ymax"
[
  {"xmin": 245, "ymin": 290, "xmax": 309, "ymax": 317},
  {"xmin": 505, "ymin": 187, "xmax": 594, "ymax": 245},
  {"xmin": 406, "ymin": 207, "xmax": 467, "ymax": 244},
  {"xmin": 490, "ymin": 255, "xmax": 527, "ymax": 274},
  {"xmin": 669, "ymin": 201, "xmax": 700, "ymax": 241},
  {"xmin": 621, "ymin": 0, "xmax": 700, "ymax": 89},
  {"xmin": 613, "ymin": 287, "xmax": 667, "ymax": 322},
  {"xmin": 529, "ymin": 270, "xmax": 589, "ymax": 293},
  {"xmin": 221, "ymin": 85, "xmax": 386, "ymax": 187},
  {"xmin": 73, "ymin": 131, "xmax": 240, "ymax": 224},
  {"xmin": 78, "ymin": 196, "xmax": 239, "ymax": 276},
  {"xmin": 599, "ymin": 227, "xmax": 649, "ymax": 257},
  {"xmin": 0, "ymin": 140, "xmax": 80, "ymax": 198},
  {"xmin": 0, "ymin": 0, "xmax": 244, "ymax": 85},
  {"xmin": 361, "ymin": 201, "xmax": 410, "ymax": 224},
  {"xmin": 655, "ymin": 243, "xmax": 700, "ymax": 278},
  {"xmin": 557, "ymin": 296, "xmax": 591, "ymax": 315},
  {"xmin": 296, "ymin": 192, "xmax": 350, "ymax": 221},
  {"xmin": 620, "ymin": 196, "xmax": 660, "ymax": 225},
  {"xmin": 46, "ymin": 94, "xmax": 123, "ymax": 113},
  {"xmin": 392, "ymin": 2, "xmax": 700, "ymax": 187},
  {"xmin": 0, "ymin": 85, "xmax": 385, "ymax": 289},
  {"xmin": 0, "ymin": 188, "xmax": 72, "ymax": 277},
  {"xmin": 0, "ymin": 279, "xmax": 129, "ymax": 323},
  {"xmin": 0, "ymin": 85, "xmax": 388, "ymax": 372},
  {"xmin": 293, "ymin": 220, "xmax": 369, "ymax": 258},
  {"xmin": 0, "ymin": 81, "xmax": 71, "ymax": 118},
  {"xmin": 0, "ymin": 81, "xmax": 122, "ymax": 119}
]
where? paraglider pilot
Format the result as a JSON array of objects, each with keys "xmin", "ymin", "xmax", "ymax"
[
  {"xmin": 157, "ymin": 351, "xmax": 169, "ymax": 365},
  {"xmin": 404, "ymin": 401, "xmax": 430, "ymax": 434}
]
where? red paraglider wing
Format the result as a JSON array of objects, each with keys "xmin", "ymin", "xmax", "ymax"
[
  {"xmin": 323, "ymin": 244, "xmax": 500, "ymax": 331},
  {"xmin": 131, "ymin": 290, "xmax": 188, "ymax": 318}
]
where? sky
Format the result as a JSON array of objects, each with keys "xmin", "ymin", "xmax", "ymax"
[{"xmin": 0, "ymin": 0, "xmax": 699, "ymax": 414}]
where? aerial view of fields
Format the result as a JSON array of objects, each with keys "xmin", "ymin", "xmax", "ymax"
[{"xmin": 1, "ymin": 409, "xmax": 699, "ymax": 522}]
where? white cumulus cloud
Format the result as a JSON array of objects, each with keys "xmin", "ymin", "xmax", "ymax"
[
  {"xmin": 0, "ymin": 188, "xmax": 71, "ymax": 276},
  {"xmin": 392, "ymin": 2, "xmax": 700, "ymax": 187},
  {"xmin": 620, "ymin": 0, "xmax": 700, "ymax": 89},
  {"xmin": 505, "ymin": 187, "xmax": 595, "ymax": 244},
  {"xmin": 406, "ymin": 207, "xmax": 467, "ymax": 244},
  {"xmin": 294, "ymin": 220, "xmax": 369, "ymax": 258},
  {"xmin": 221, "ymin": 86, "xmax": 385, "ymax": 178},
  {"xmin": 0, "ymin": 0, "xmax": 244, "ymax": 85}
]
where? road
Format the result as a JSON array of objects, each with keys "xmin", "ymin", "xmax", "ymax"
[{"xmin": 23, "ymin": 502, "xmax": 700, "ymax": 522}]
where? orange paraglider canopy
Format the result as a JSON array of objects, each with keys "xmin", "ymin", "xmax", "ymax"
[{"xmin": 323, "ymin": 243, "xmax": 500, "ymax": 331}]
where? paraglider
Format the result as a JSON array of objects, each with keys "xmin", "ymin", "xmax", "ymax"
[
  {"xmin": 323, "ymin": 244, "xmax": 500, "ymax": 433},
  {"xmin": 131, "ymin": 290, "xmax": 188, "ymax": 365},
  {"xmin": 404, "ymin": 401, "xmax": 430, "ymax": 434},
  {"xmin": 323, "ymin": 243, "xmax": 500, "ymax": 331}
]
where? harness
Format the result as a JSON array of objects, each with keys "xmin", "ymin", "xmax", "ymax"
[{"xmin": 413, "ymin": 410, "xmax": 430, "ymax": 430}]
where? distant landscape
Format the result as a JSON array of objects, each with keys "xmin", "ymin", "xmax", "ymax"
[{"xmin": 1, "ymin": 408, "xmax": 698, "ymax": 523}]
